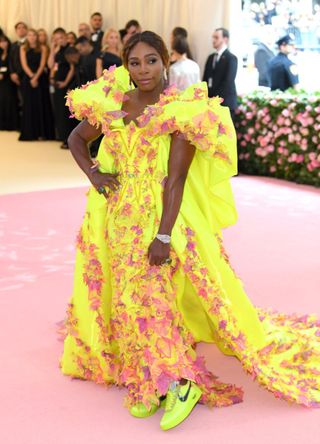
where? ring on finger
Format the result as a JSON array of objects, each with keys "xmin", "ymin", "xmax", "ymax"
[{"xmin": 98, "ymin": 186, "xmax": 106, "ymax": 194}]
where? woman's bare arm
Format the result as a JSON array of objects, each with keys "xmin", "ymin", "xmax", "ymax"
[
  {"xmin": 148, "ymin": 132, "xmax": 195, "ymax": 266},
  {"xmin": 20, "ymin": 46, "xmax": 34, "ymax": 78},
  {"xmin": 68, "ymin": 120, "xmax": 101, "ymax": 175},
  {"xmin": 33, "ymin": 46, "xmax": 47, "ymax": 81},
  {"xmin": 158, "ymin": 133, "xmax": 195, "ymax": 234},
  {"xmin": 47, "ymin": 43, "xmax": 58, "ymax": 70},
  {"xmin": 96, "ymin": 58, "xmax": 103, "ymax": 78},
  {"xmin": 68, "ymin": 120, "xmax": 120, "ymax": 196}
]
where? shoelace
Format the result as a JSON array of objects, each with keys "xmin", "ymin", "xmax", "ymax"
[{"xmin": 165, "ymin": 381, "xmax": 179, "ymax": 412}]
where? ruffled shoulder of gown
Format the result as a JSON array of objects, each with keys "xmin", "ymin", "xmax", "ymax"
[
  {"xmin": 66, "ymin": 65, "xmax": 131, "ymax": 133},
  {"xmin": 136, "ymin": 82, "xmax": 237, "ymax": 179},
  {"xmin": 66, "ymin": 66, "xmax": 236, "ymax": 170}
]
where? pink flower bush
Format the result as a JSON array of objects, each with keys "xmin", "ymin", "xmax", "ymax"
[{"xmin": 235, "ymin": 90, "xmax": 320, "ymax": 186}]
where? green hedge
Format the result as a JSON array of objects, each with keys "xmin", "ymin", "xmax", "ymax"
[{"xmin": 235, "ymin": 90, "xmax": 320, "ymax": 187}]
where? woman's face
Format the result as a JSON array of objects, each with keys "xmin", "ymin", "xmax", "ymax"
[
  {"xmin": 54, "ymin": 32, "xmax": 67, "ymax": 47},
  {"xmin": 127, "ymin": 42, "xmax": 164, "ymax": 92},
  {"xmin": 38, "ymin": 30, "xmax": 47, "ymax": 45},
  {"xmin": 0, "ymin": 39, "xmax": 8, "ymax": 51},
  {"xmin": 27, "ymin": 31, "xmax": 38, "ymax": 46},
  {"xmin": 67, "ymin": 33, "xmax": 76, "ymax": 46},
  {"xmin": 106, "ymin": 31, "xmax": 119, "ymax": 49}
]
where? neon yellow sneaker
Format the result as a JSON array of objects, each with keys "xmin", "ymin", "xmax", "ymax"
[
  {"xmin": 160, "ymin": 380, "xmax": 202, "ymax": 430},
  {"xmin": 130, "ymin": 398, "xmax": 166, "ymax": 418}
]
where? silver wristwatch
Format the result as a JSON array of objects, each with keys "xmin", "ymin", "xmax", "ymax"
[{"xmin": 156, "ymin": 234, "xmax": 171, "ymax": 244}]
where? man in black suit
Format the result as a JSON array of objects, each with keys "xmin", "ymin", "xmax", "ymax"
[
  {"xmin": 8, "ymin": 21, "xmax": 28, "ymax": 119},
  {"xmin": 90, "ymin": 12, "xmax": 104, "ymax": 51},
  {"xmin": 9, "ymin": 21, "xmax": 28, "ymax": 87},
  {"xmin": 203, "ymin": 28, "xmax": 238, "ymax": 120}
]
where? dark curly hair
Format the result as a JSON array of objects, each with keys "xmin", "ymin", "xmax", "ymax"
[{"xmin": 122, "ymin": 31, "xmax": 170, "ymax": 70}]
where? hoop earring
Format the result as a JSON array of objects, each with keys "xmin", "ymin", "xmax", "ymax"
[
  {"xmin": 163, "ymin": 69, "xmax": 169, "ymax": 88},
  {"xmin": 163, "ymin": 69, "xmax": 168, "ymax": 82},
  {"xmin": 129, "ymin": 75, "xmax": 135, "ymax": 90}
]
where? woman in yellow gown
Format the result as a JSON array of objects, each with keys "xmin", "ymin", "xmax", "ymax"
[{"xmin": 60, "ymin": 31, "xmax": 320, "ymax": 429}]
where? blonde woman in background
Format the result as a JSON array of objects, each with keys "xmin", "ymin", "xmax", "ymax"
[
  {"xmin": 37, "ymin": 29, "xmax": 49, "ymax": 49},
  {"xmin": 96, "ymin": 28, "xmax": 122, "ymax": 78},
  {"xmin": 37, "ymin": 28, "xmax": 50, "ymax": 65},
  {"xmin": 19, "ymin": 29, "xmax": 55, "ymax": 140}
]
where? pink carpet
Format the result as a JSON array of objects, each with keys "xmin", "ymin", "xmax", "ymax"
[{"xmin": 1, "ymin": 176, "xmax": 319, "ymax": 444}]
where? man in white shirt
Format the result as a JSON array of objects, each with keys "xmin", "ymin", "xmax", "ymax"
[{"xmin": 90, "ymin": 12, "xmax": 104, "ymax": 51}]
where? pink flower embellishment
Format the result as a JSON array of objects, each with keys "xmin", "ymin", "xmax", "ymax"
[
  {"xmin": 157, "ymin": 373, "xmax": 171, "ymax": 395},
  {"xmin": 218, "ymin": 122, "xmax": 226, "ymax": 135},
  {"xmin": 105, "ymin": 110, "xmax": 128, "ymax": 120},
  {"xmin": 193, "ymin": 132, "xmax": 205, "ymax": 142},
  {"xmin": 140, "ymin": 137, "xmax": 151, "ymax": 146},
  {"xmin": 163, "ymin": 84, "xmax": 178, "ymax": 96},
  {"xmin": 113, "ymin": 90, "xmax": 126, "ymax": 103},
  {"xmin": 137, "ymin": 113, "xmax": 152, "ymax": 127},
  {"xmin": 207, "ymin": 110, "xmax": 218, "ymax": 123},
  {"xmin": 187, "ymin": 241, "xmax": 196, "ymax": 251},
  {"xmin": 90, "ymin": 296, "xmax": 101, "ymax": 310},
  {"xmin": 185, "ymin": 227, "xmax": 194, "ymax": 236},
  {"xmin": 198, "ymin": 288, "xmax": 208, "ymax": 298},
  {"xmin": 160, "ymin": 117, "xmax": 176, "ymax": 133},
  {"xmin": 137, "ymin": 317, "xmax": 148, "ymax": 333},
  {"xmin": 103, "ymin": 85, "xmax": 111, "ymax": 96},
  {"xmin": 131, "ymin": 225, "xmax": 143, "ymax": 235},
  {"xmin": 194, "ymin": 87, "xmax": 205, "ymax": 99}
]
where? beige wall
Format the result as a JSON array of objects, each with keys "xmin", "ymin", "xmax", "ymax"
[{"xmin": 0, "ymin": 0, "xmax": 238, "ymax": 74}]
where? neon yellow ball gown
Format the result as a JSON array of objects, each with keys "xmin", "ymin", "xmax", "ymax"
[{"xmin": 60, "ymin": 66, "xmax": 320, "ymax": 410}]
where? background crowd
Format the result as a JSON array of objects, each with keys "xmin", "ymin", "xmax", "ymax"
[
  {"xmin": 0, "ymin": 13, "xmax": 205, "ymax": 149},
  {"xmin": 1, "ymin": 1, "xmax": 320, "ymax": 150},
  {"xmin": 243, "ymin": 0, "xmax": 320, "ymax": 49}
]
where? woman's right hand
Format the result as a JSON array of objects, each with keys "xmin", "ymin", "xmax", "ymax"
[
  {"xmin": 89, "ymin": 171, "xmax": 121, "ymax": 199},
  {"xmin": 30, "ymin": 77, "xmax": 38, "ymax": 88}
]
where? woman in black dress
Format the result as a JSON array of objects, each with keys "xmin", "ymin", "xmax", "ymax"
[
  {"xmin": 0, "ymin": 35, "xmax": 19, "ymax": 130},
  {"xmin": 96, "ymin": 28, "xmax": 122, "ymax": 78},
  {"xmin": 49, "ymin": 28, "xmax": 75, "ymax": 149},
  {"xmin": 37, "ymin": 28, "xmax": 50, "ymax": 54},
  {"xmin": 19, "ymin": 29, "xmax": 55, "ymax": 141}
]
